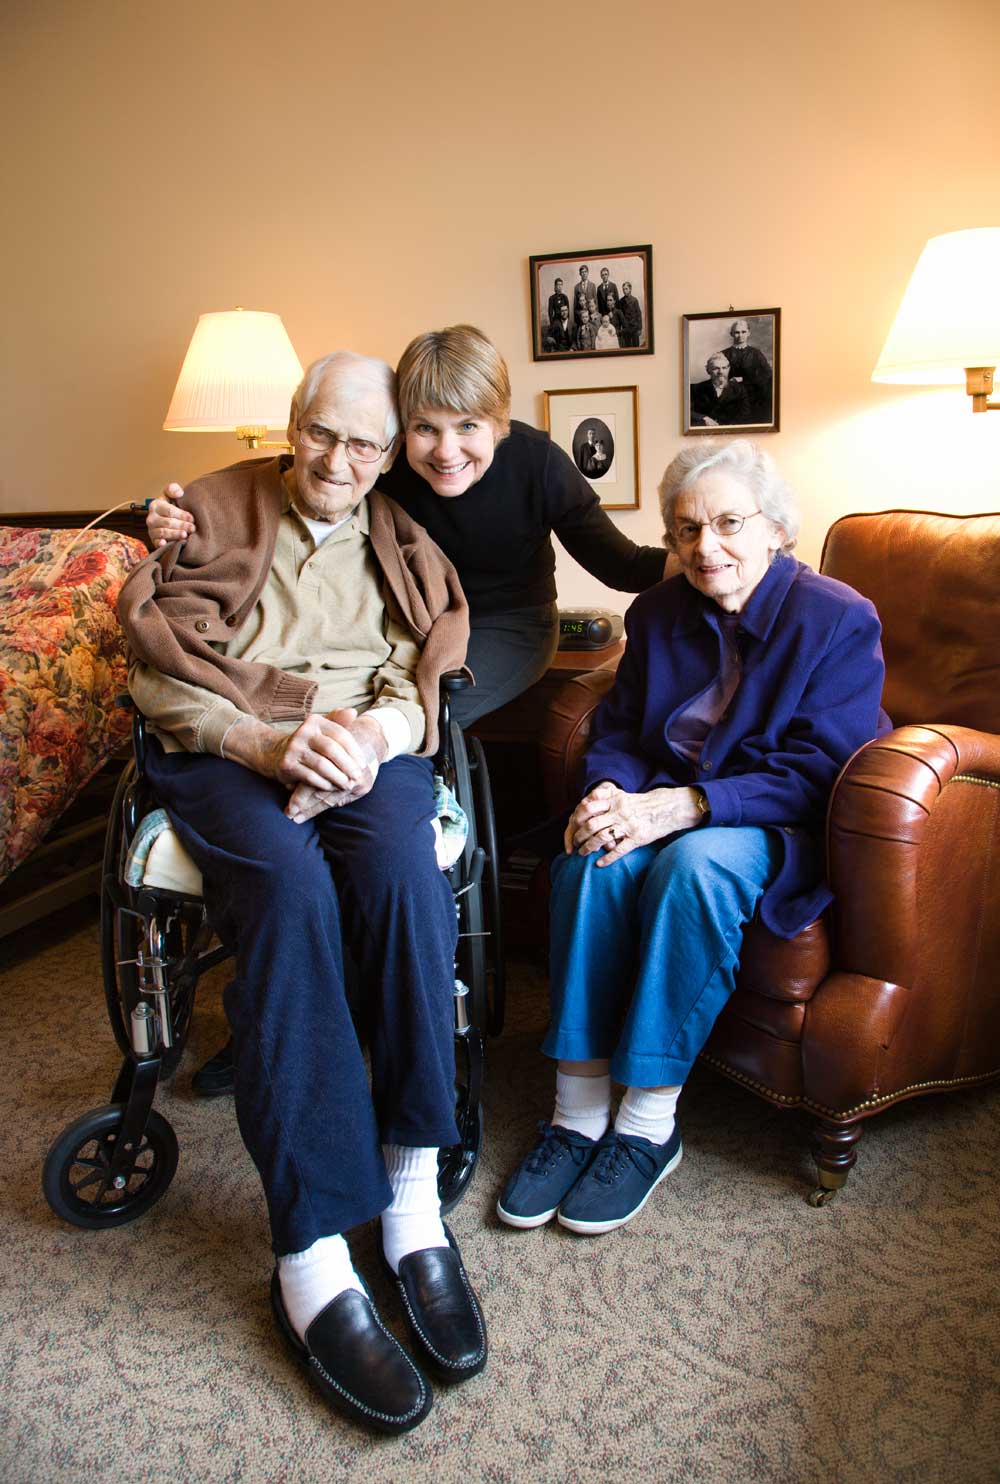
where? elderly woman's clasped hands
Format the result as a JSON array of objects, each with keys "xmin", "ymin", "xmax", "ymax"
[{"xmin": 564, "ymin": 780, "xmax": 703, "ymax": 863}]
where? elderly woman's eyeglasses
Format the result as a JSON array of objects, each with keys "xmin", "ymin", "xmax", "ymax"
[
  {"xmin": 671, "ymin": 510, "xmax": 763, "ymax": 545},
  {"xmin": 297, "ymin": 422, "xmax": 396, "ymax": 463}
]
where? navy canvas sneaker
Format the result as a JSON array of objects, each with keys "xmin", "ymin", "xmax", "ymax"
[
  {"xmin": 496, "ymin": 1121, "xmax": 600, "ymax": 1229},
  {"xmin": 557, "ymin": 1125, "xmax": 682, "ymax": 1234}
]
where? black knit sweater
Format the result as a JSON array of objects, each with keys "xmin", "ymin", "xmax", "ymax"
[{"xmin": 378, "ymin": 421, "xmax": 664, "ymax": 616}]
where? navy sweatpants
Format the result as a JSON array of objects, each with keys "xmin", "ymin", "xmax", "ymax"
[{"xmin": 145, "ymin": 741, "xmax": 460, "ymax": 1256}]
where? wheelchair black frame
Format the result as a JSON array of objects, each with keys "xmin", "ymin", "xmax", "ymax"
[{"xmin": 43, "ymin": 674, "xmax": 503, "ymax": 1228}]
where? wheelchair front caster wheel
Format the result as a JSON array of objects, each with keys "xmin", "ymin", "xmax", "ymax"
[
  {"xmin": 43, "ymin": 1102, "xmax": 179, "ymax": 1229},
  {"xmin": 807, "ymin": 1185, "xmax": 838, "ymax": 1208}
]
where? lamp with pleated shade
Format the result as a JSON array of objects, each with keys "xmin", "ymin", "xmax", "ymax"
[
  {"xmin": 163, "ymin": 308, "xmax": 304, "ymax": 447},
  {"xmin": 871, "ymin": 228, "xmax": 1000, "ymax": 412}
]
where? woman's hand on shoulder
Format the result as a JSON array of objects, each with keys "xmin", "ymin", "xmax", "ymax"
[
  {"xmin": 147, "ymin": 483, "xmax": 196, "ymax": 547},
  {"xmin": 566, "ymin": 780, "xmax": 703, "ymax": 864}
]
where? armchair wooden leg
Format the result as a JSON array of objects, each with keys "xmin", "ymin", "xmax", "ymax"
[{"xmin": 807, "ymin": 1116, "xmax": 864, "ymax": 1207}]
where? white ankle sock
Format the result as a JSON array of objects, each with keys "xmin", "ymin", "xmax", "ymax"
[
  {"xmin": 614, "ymin": 1085, "xmax": 682, "ymax": 1145},
  {"xmin": 552, "ymin": 1070, "xmax": 611, "ymax": 1140},
  {"xmin": 278, "ymin": 1233, "xmax": 363, "ymax": 1340},
  {"xmin": 381, "ymin": 1144, "xmax": 447, "ymax": 1274}
]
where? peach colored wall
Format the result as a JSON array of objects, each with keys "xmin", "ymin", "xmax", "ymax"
[{"xmin": 3, "ymin": 0, "xmax": 999, "ymax": 608}]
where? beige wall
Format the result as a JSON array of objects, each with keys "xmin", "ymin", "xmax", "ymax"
[{"xmin": 4, "ymin": 0, "xmax": 999, "ymax": 607}]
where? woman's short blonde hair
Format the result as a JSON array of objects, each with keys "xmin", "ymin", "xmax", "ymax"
[
  {"xmin": 396, "ymin": 325, "xmax": 512, "ymax": 438},
  {"xmin": 658, "ymin": 438, "xmax": 800, "ymax": 555}
]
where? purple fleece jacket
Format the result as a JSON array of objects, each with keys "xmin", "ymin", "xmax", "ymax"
[{"xmin": 583, "ymin": 555, "xmax": 891, "ymax": 938}]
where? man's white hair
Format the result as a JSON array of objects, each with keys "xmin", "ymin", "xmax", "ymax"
[{"xmin": 291, "ymin": 351, "xmax": 399, "ymax": 440}]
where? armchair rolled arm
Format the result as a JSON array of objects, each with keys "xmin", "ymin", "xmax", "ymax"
[
  {"xmin": 539, "ymin": 668, "xmax": 618, "ymax": 813},
  {"xmin": 826, "ymin": 723, "xmax": 1000, "ymax": 985}
]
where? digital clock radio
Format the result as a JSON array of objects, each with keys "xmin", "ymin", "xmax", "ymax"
[{"xmin": 557, "ymin": 608, "xmax": 624, "ymax": 650}]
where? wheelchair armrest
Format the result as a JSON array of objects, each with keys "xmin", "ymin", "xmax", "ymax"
[
  {"xmin": 826, "ymin": 722, "xmax": 1000, "ymax": 983},
  {"xmin": 436, "ymin": 669, "xmax": 476, "ymax": 788},
  {"xmin": 132, "ymin": 710, "xmax": 149, "ymax": 775}
]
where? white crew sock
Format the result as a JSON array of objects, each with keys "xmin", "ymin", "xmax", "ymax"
[
  {"xmin": 614, "ymin": 1085, "xmax": 683, "ymax": 1146},
  {"xmin": 381, "ymin": 1144, "xmax": 448, "ymax": 1274},
  {"xmin": 278, "ymin": 1233, "xmax": 363, "ymax": 1340},
  {"xmin": 552, "ymin": 1069, "xmax": 612, "ymax": 1140}
]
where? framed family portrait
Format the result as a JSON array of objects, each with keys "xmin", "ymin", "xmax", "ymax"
[
  {"xmin": 544, "ymin": 385, "xmax": 640, "ymax": 510},
  {"xmin": 530, "ymin": 245, "xmax": 654, "ymax": 362},
  {"xmin": 682, "ymin": 308, "xmax": 780, "ymax": 434}
]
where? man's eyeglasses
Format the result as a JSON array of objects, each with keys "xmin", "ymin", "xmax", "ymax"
[
  {"xmin": 671, "ymin": 510, "xmax": 763, "ymax": 545},
  {"xmin": 297, "ymin": 423, "xmax": 396, "ymax": 463}
]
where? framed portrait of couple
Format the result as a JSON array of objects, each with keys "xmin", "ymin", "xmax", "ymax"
[
  {"xmin": 530, "ymin": 245, "xmax": 654, "ymax": 362},
  {"xmin": 543, "ymin": 385, "xmax": 640, "ymax": 511},
  {"xmin": 682, "ymin": 308, "xmax": 781, "ymax": 434}
]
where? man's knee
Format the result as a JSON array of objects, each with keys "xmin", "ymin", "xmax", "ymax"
[
  {"xmin": 346, "ymin": 825, "xmax": 445, "ymax": 910},
  {"xmin": 212, "ymin": 826, "xmax": 336, "ymax": 922}
]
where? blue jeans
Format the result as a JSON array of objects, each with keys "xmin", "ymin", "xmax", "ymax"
[
  {"xmin": 145, "ymin": 742, "xmax": 459, "ymax": 1257},
  {"xmin": 543, "ymin": 827, "xmax": 781, "ymax": 1088}
]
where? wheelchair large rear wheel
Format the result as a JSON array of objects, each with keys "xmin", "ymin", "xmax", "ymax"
[
  {"xmin": 101, "ymin": 763, "xmax": 197, "ymax": 1072},
  {"xmin": 466, "ymin": 735, "xmax": 505, "ymax": 1037},
  {"xmin": 448, "ymin": 722, "xmax": 488, "ymax": 1032},
  {"xmin": 101, "ymin": 762, "xmax": 141, "ymax": 1057},
  {"xmin": 43, "ymin": 1102, "xmax": 179, "ymax": 1230}
]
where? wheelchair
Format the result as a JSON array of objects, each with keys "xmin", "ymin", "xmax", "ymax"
[{"xmin": 43, "ymin": 674, "xmax": 504, "ymax": 1229}]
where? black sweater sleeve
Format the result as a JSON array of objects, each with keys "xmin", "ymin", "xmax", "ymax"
[{"xmin": 544, "ymin": 439, "xmax": 665, "ymax": 592}]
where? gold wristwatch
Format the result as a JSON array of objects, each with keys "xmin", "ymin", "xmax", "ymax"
[{"xmin": 694, "ymin": 788, "xmax": 711, "ymax": 820}]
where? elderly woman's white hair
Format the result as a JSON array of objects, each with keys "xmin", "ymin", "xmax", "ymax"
[
  {"xmin": 658, "ymin": 438, "xmax": 800, "ymax": 555},
  {"xmin": 291, "ymin": 351, "xmax": 400, "ymax": 441}
]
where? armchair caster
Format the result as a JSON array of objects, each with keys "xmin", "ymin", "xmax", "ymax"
[
  {"xmin": 809, "ymin": 1115, "xmax": 862, "ymax": 1206},
  {"xmin": 807, "ymin": 1159, "xmax": 847, "ymax": 1205}
]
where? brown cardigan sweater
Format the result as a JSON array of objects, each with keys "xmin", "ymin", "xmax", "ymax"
[{"xmin": 118, "ymin": 457, "xmax": 470, "ymax": 756}]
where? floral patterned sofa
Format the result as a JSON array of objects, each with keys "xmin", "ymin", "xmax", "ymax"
[{"xmin": 0, "ymin": 525, "xmax": 147, "ymax": 921}]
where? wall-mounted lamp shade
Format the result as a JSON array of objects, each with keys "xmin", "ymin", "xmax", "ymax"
[
  {"xmin": 163, "ymin": 309, "xmax": 304, "ymax": 430},
  {"xmin": 872, "ymin": 228, "xmax": 1000, "ymax": 385}
]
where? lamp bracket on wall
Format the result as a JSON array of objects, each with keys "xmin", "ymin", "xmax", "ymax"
[
  {"xmin": 964, "ymin": 368, "xmax": 1000, "ymax": 412},
  {"xmin": 235, "ymin": 425, "xmax": 293, "ymax": 449}
]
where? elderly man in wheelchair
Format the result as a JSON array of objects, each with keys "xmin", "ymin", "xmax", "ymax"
[{"xmin": 99, "ymin": 350, "xmax": 486, "ymax": 1434}]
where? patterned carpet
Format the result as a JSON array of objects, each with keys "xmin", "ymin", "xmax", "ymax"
[{"xmin": 1, "ymin": 903, "xmax": 998, "ymax": 1483}]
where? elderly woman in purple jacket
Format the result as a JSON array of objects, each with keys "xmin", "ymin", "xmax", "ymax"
[{"xmin": 498, "ymin": 439, "xmax": 890, "ymax": 1236}]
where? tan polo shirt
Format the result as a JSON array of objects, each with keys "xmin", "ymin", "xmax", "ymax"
[{"xmin": 129, "ymin": 493, "xmax": 425, "ymax": 756}]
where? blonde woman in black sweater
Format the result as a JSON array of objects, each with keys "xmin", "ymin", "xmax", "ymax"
[{"xmin": 147, "ymin": 326, "xmax": 667, "ymax": 725}]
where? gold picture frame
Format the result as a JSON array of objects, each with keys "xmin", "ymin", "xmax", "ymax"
[{"xmin": 543, "ymin": 385, "xmax": 640, "ymax": 510}]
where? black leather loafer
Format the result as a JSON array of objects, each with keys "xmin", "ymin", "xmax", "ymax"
[
  {"xmin": 270, "ymin": 1271, "xmax": 433, "ymax": 1435},
  {"xmin": 191, "ymin": 1037, "xmax": 235, "ymax": 1098},
  {"xmin": 385, "ymin": 1225, "xmax": 487, "ymax": 1383}
]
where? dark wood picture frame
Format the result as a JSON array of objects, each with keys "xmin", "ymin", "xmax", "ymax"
[
  {"xmin": 682, "ymin": 308, "xmax": 780, "ymax": 434},
  {"xmin": 530, "ymin": 245, "xmax": 654, "ymax": 362}
]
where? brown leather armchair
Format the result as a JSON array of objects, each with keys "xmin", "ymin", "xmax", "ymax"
[{"xmin": 540, "ymin": 510, "xmax": 1000, "ymax": 1202}]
